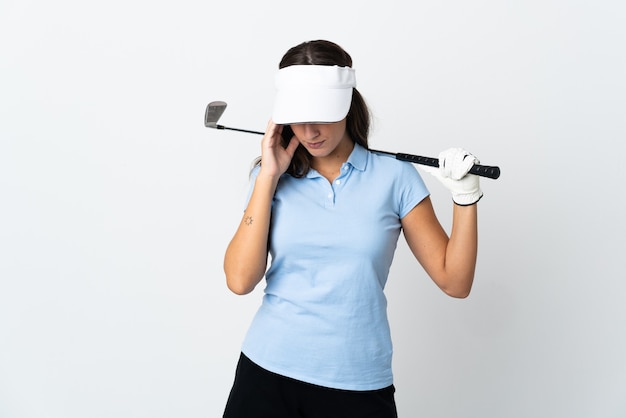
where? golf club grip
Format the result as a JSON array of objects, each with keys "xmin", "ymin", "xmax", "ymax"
[{"xmin": 395, "ymin": 153, "xmax": 501, "ymax": 179}]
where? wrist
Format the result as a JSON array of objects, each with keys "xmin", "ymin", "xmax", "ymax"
[
  {"xmin": 255, "ymin": 171, "xmax": 281, "ymax": 189},
  {"xmin": 452, "ymin": 190, "xmax": 483, "ymax": 206}
]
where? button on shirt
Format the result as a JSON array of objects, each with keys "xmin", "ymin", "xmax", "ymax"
[{"xmin": 241, "ymin": 144, "xmax": 429, "ymax": 390}]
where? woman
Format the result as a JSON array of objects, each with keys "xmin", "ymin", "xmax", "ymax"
[{"xmin": 222, "ymin": 40, "xmax": 482, "ymax": 418}]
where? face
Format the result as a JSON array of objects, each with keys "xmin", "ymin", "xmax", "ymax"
[{"xmin": 289, "ymin": 119, "xmax": 352, "ymax": 159}]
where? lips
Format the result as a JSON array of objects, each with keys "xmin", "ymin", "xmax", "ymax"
[{"xmin": 307, "ymin": 141, "xmax": 325, "ymax": 149}]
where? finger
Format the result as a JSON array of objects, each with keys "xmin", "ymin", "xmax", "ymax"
[
  {"xmin": 262, "ymin": 120, "xmax": 282, "ymax": 147},
  {"xmin": 454, "ymin": 151, "xmax": 478, "ymax": 179},
  {"xmin": 264, "ymin": 120, "xmax": 280, "ymax": 137},
  {"xmin": 285, "ymin": 135, "xmax": 300, "ymax": 156},
  {"xmin": 439, "ymin": 148, "xmax": 478, "ymax": 180}
]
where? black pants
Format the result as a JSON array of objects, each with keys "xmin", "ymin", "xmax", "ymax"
[{"xmin": 223, "ymin": 353, "xmax": 398, "ymax": 418}]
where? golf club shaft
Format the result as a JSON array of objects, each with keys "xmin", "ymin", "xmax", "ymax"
[
  {"xmin": 211, "ymin": 124, "xmax": 500, "ymax": 179},
  {"xmin": 216, "ymin": 125, "xmax": 265, "ymax": 135}
]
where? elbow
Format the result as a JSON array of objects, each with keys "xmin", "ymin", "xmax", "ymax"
[
  {"xmin": 225, "ymin": 272, "xmax": 257, "ymax": 295},
  {"xmin": 224, "ymin": 249, "xmax": 266, "ymax": 295},
  {"xmin": 439, "ymin": 275, "xmax": 474, "ymax": 299},
  {"xmin": 444, "ymin": 287, "xmax": 472, "ymax": 299},
  {"xmin": 227, "ymin": 280, "xmax": 255, "ymax": 295},
  {"xmin": 224, "ymin": 266, "xmax": 261, "ymax": 295}
]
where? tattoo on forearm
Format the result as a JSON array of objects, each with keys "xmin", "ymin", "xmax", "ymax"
[{"xmin": 244, "ymin": 215, "xmax": 254, "ymax": 226}]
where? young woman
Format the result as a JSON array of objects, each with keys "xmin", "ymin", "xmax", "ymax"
[{"xmin": 222, "ymin": 40, "xmax": 482, "ymax": 418}]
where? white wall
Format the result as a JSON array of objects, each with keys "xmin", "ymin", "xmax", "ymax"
[{"xmin": 1, "ymin": 0, "xmax": 625, "ymax": 417}]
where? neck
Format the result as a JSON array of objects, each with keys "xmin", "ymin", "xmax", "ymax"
[{"xmin": 311, "ymin": 136, "xmax": 354, "ymax": 182}]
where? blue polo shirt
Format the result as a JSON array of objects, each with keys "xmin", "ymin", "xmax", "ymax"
[{"xmin": 241, "ymin": 143, "xmax": 429, "ymax": 390}]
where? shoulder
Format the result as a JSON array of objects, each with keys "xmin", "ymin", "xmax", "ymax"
[
  {"xmin": 366, "ymin": 149, "xmax": 422, "ymax": 179},
  {"xmin": 366, "ymin": 149, "xmax": 430, "ymax": 216}
]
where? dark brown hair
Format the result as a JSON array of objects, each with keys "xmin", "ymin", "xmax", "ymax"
[{"xmin": 278, "ymin": 40, "xmax": 371, "ymax": 177}]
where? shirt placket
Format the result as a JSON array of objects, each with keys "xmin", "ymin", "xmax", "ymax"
[{"xmin": 323, "ymin": 163, "xmax": 351, "ymax": 208}]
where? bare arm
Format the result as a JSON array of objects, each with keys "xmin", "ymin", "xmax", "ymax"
[
  {"xmin": 223, "ymin": 120, "xmax": 299, "ymax": 295},
  {"xmin": 223, "ymin": 174, "xmax": 278, "ymax": 295},
  {"xmin": 401, "ymin": 197, "xmax": 478, "ymax": 298}
]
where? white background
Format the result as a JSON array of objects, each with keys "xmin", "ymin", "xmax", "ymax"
[{"xmin": 1, "ymin": 0, "xmax": 625, "ymax": 417}]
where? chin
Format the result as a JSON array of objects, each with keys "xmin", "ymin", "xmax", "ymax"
[{"xmin": 307, "ymin": 149, "xmax": 332, "ymax": 158}]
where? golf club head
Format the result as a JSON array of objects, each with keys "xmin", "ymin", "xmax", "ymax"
[{"xmin": 204, "ymin": 101, "xmax": 227, "ymax": 128}]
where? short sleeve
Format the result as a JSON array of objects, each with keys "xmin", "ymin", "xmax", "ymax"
[
  {"xmin": 397, "ymin": 162, "xmax": 430, "ymax": 219},
  {"xmin": 243, "ymin": 164, "xmax": 261, "ymax": 210}
]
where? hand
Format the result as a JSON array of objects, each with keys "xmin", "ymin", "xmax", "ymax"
[
  {"xmin": 422, "ymin": 148, "xmax": 483, "ymax": 205},
  {"xmin": 259, "ymin": 120, "xmax": 300, "ymax": 179}
]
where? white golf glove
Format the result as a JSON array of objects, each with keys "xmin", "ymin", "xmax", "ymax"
[{"xmin": 422, "ymin": 148, "xmax": 483, "ymax": 206}]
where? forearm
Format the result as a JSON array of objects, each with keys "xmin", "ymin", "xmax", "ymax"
[
  {"xmin": 443, "ymin": 203, "xmax": 478, "ymax": 298},
  {"xmin": 224, "ymin": 174, "xmax": 278, "ymax": 295}
]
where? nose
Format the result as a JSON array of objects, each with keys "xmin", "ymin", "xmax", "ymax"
[{"xmin": 300, "ymin": 124, "xmax": 320, "ymax": 140}]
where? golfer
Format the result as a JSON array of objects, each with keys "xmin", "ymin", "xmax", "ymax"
[{"xmin": 222, "ymin": 39, "xmax": 483, "ymax": 417}]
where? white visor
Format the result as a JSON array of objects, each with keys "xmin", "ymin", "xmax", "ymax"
[{"xmin": 272, "ymin": 65, "xmax": 356, "ymax": 124}]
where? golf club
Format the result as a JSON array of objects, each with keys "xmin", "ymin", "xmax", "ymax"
[
  {"xmin": 205, "ymin": 101, "xmax": 501, "ymax": 179},
  {"xmin": 204, "ymin": 101, "xmax": 266, "ymax": 135}
]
